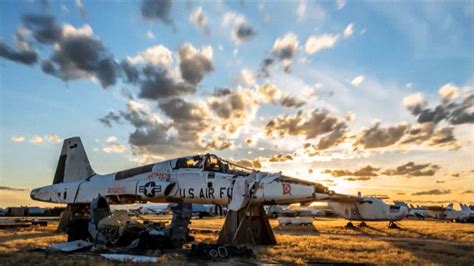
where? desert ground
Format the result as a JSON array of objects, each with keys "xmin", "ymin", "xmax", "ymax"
[{"xmin": 0, "ymin": 217, "xmax": 473, "ymax": 265}]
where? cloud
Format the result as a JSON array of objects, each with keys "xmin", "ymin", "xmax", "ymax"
[
  {"xmin": 138, "ymin": 65, "xmax": 195, "ymax": 100},
  {"xmin": 141, "ymin": 0, "xmax": 173, "ymax": 25},
  {"xmin": 280, "ymin": 96, "xmax": 305, "ymax": 108},
  {"xmin": 353, "ymin": 121, "xmax": 458, "ymax": 150},
  {"xmin": 343, "ymin": 23, "xmax": 354, "ymax": 38},
  {"xmin": 257, "ymin": 83, "xmax": 286, "ymax": 103},
  {"xmin": 106, "ymin": 136, "xmax": 117, "ymax": 143},
  {"xmin": 412, "ymin": 189, "xmax": 451, "ymax": 196},
  {"xmin": 10, "ymin": 136, "xmax": 25, "ymax": 142},
  {"xmin": 222, "ymin": 12, "xmax": 255, "ymax": 44},
  {"xmin": 382, "ymin": 162, "xmax": 440, "ymax": 177},
  {"xmin": 268, "ymin": 153, "xmax": 294, "ymax": 162},
  {"xmin": 0, "ymin": 42, "xmax": 38, "ymax": 65},
  {"xmin": 189, "ymin": 6, "xmax": 209, "ymax": 34},
  {"xmin": 346, "ymin": 176, "xmax": 371, "ymax": 181},
  {"xmin": 462, "ymin": 190, "xmax": 474, "ymax": 194},
  {"xmin": 336, "ymin": 0, "xmax": 347, "ymax": 10},
  {"xmin": 403, "ymin": 92, "xmax": 426, "ymax": 115},
  {"xmin": 75, "ymin": 0, "xmax": 86, "ymax": 19},
  {"xmin": 265, "ymin": 109, "xmax": 349, "ymax": 150},
  {"xmin": 405, "ymin": 84, "xmax": 474, "ymax": 125},
  {"xmin": 350, "ymin": 75, "xmax": 365, "ymax": 86},
  {"xmin": 439, "ymin": 83, "xmax": 459, "ymax": 103},
  {"xmin": 436, "ymin": 180, "xmax": 445, "ymax": 183},
  {"xmin": 146, "ymin": 30, "xmax": 155, "ymax": 40},
  {"xmin": 233, "ymin": 159, "xmax": 262, "ymax": 169},
  {"xmin": 296, "ymin": 0, "xmax": 306, "ymax": 21},
  {"xmin": 99, "ymin": 111, "xmax": 122, "ymax": 127},
  {"xmin": 257, "ymin": 83, "xmax": 305, "ymax": 108},
  {"xmin": 0, "ymin": 186, "xmax": 27, "ymax": 192},
  {"xmin": 178, "ymin": 43, "xmax": 213, "ymax": 85},
  {"xmin": 237, "ymin": 69, "xmax": 256, "ymax": 86},
  {"xmin": 305, "ymin": 34, "xmax": 339, "ymax": 54},
  {"xmin": 102, "ymin": 144, "xmax": 127, "ymax": 153},
  {"xmin": 22, "ymin": 17, "xmax": 119, "ymax": 88},
  {"xmin": 208, "ymin": 88, "xmax": 259, "ymax": 134},
  {"xmin": 46, "ymin": 134, "xmax": 61, "ymax": 143},
  {"xmin": 323, "ymin": 165, "xmax": 380, "ymax": 177},
  {"xmin": 126, "ymin": 45, "xmax": 173, "ymax": 66},
  {"xmin": 30, "ymin": 135, "xmax": 44, "ymax": 144},
  {"xmin": 272, "ymin": 33, "xmax": 299, "ymax": 72}
]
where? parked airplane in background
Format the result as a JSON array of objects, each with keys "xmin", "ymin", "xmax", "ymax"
[
  {"xmin": 394, "ymin": 201, "xmax": 472, "ymax": 222},
  {"xmin": 328, "ymin": 195, "xmax": 408, "ymax": 228}
]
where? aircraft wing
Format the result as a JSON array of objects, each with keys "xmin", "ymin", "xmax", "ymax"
[{"xmin": 325, "ymin": 193, "xmax": 362, "ymax": 203}]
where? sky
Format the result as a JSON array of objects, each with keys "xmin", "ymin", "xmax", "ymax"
[{"xmin": 0, "ymin": 0, "xmax": 473, "ymax": 208}]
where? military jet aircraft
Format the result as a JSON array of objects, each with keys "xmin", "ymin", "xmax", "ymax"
[
  {"xmin": 327, "ymin": 194, "xmax": 408, "ymax": 228},
  {"xmin": 31, "ymin": 137, "xmax": 334, "ymax": 207},
  {"xmin": 31, "ymin": 137, "xmax": 343, "ymax": 244}
]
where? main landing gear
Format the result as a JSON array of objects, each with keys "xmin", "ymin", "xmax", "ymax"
[
  {"xmin": 388, "ymin": 221, "xmax": 399, "ymax": 229},
  {"xmin": 345, "ymin": 221, "xmax": 355, "ymax": 228}
]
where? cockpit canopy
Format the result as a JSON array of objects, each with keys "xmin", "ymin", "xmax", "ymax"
[{"xmin": 174, "ymin": 154, "xmax": 252, "ymax": 175}]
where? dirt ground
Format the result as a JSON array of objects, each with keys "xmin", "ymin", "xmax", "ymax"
[{"xmin": 0, "ymin": 217, "xmax": 473, "ymax": 265}]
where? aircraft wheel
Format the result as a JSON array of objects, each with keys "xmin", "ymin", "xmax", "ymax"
[
  {"xmin": 209, "ymin": 249, "xmax": 219, "ymax": 258},
  {"xmin": 218, "ymin": 246, "xmax": 229, "ymax": 258},
  {"xmin": 388, "ymin": 222, "xmax": 399, "ymax": 229},
  {"xmin": 345, "ymin": 222, "xmax": 355, "ymax": 229},
  {"xmin": 359, "ymin": 221, "xmax": 368, "ymax": 227}
]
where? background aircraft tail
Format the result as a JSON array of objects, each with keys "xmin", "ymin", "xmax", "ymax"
[{"xmin": 52, "ymin": 137, "xmax": 95, "ymax": 184}]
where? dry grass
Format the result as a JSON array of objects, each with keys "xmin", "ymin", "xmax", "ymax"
[{"xmin": 0, "ymin": 217, "xmax": 473, "ymax": 265}]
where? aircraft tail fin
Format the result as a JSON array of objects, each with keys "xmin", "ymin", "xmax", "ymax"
[{"xmin": 53, "ymin": 137, "xmax": 95, "ymax": 184}]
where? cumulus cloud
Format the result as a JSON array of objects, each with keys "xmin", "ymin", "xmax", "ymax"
[
  {"xmin": 126, "ymin": 45, "xmax": 173, "ymax": 66},
  {"xmin": 271, "ymin": 32, "xmax": 299, "ymax": 71},
  {"xmin": 99, "ymin": 111, "xmax": 122, "ymax": 127},
  {"xmin": 462, "ymin": 190, "xmax": 474, "ymax": 194},
  {"xmin": 10, "ymin": 136, "xmax": 25, "ymax": 142},
  {"xmin": 237, "ymin": 69, "xmax": 256, "ymax": 86},
  {"xmin": 257, "ymin": 83, "xmax": 305, "ymax": 108},
  {"xmin": 412, "ymin": 189, "xmax": 451, "ymax": 196},
  {"xmin": 280, "ymin": 96, "xmax": 305, "ymax": 108},
  {"xmin": 178, "ymin": 43, "xmax": 213, "ymax": 85},
  {"xmin": 233, "ymin": 159, "xmax": 262, "ymax": 169},
  {"xmin": 346, "ymin": 176, "xmax": 371, "ymax": 181},
  {"xmin": 138, "ymin": 65, "xmax": 195, "ymax": 100},
  {"xmin": 189, "ymin": 6, "xmax": 209, "ymax": 34},
  {"xmin": 46, "ymin": 134, "xmax": 61, "ymax": 143},
  {"xmin": 405, "ymin": 84, "xmax": 473, "ymax": 125},
  {"xmin": 222, "ymin": 12, "xmax": 255, "ymax": 44},
  {"xmin": 21, "ymin": 15, "xmax": 119, "ymax": 88},
  {"xmin": 403, "ymin": 92, "xmax": 426, "ymax": 115},
  {"xmin": 208, "ymin": 88, "xmax": 259, "ymax": 134},
  {"xmin": 439, "ymin": 83, "xmax": 459, "ymax": 103},
  {"xmin": 323, "ymin": 165, "xmax": 380, "ymax": 177},
  {"xmin": 0, "ymin": 42, "xmax": 38, "ymax": 65},
  {"xmin": 30, "ymin": 135, "xmax": 44, "ymax": 144},
  {"xmin": 265, "ymin": 109, "xmax": 349, "ymax": 150},
  {"xmin": 353, "ymin": 121, "xmax": 457, "ymax": 150},
  {"xmin": 350, "ymin": 75, "xmax": 365, "ymax": 86},
  {"xmin": 343, "ymin": 23, "xmax": 354, "ymax": 38},
  {"xmin": 382, "ymin": 162, "xmax": 440, "ymax": 177},
  {"xmin": 75, "ymin": 0, "xmax": 86, "ymax": 19},
  {"xmin": 141, "ymin": 0, "xmax": 173, "ymax": 25},
  {"xmin": 268, "ymin": 153, "xmax": 294, "ymax": 162},
  {"xmin": 103, "ymin": 144, "xmax": 127, "ymax": 153},
  {"xmin": 305, "ymin": 34, "xmax": 339, "ymax": 54},
  {"xmin": 336, "ymin": 0, "xmax": 347, "ymax": 10}
]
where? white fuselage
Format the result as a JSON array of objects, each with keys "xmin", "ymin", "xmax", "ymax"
[
  {"xmin": 31, "ymin": 158, "xmax": 328, "ymax": 206},
  {"xmin": 328, "ymin": 198, "xmax": 408, "ymax": 222}
]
